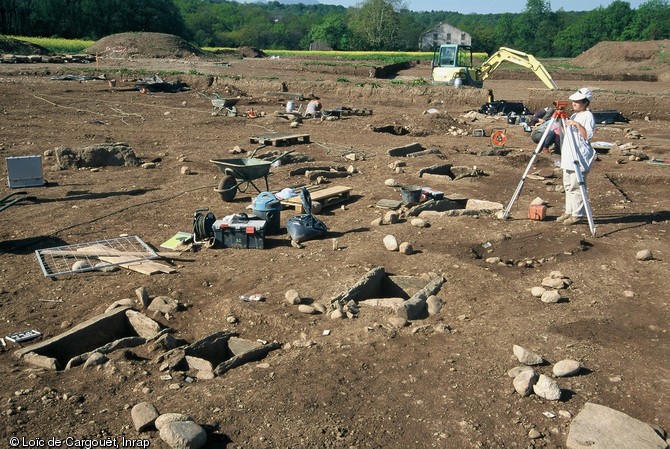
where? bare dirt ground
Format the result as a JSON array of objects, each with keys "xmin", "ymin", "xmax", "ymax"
[{"xmin": 0, "ymin": 36, "xmax": 669, "ymax": 448}]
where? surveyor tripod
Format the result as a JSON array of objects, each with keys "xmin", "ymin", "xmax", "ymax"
[{"xmin": 501, "ymin": 102, "xmax": 596, "ymax": 237}]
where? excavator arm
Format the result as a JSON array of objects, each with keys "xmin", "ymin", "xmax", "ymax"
[{"xmin": 476, "ymin": 47, "xmax": 558, "ymax": 90}]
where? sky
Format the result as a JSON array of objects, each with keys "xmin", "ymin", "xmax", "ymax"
[{"xmin": 315, "ymin": 0, "xmax": 649, "ymax": 13}]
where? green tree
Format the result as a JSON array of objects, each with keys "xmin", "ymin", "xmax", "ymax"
[
  {"xmin": 622, "ymin": 0, "xmax": 670, "ymax": 40},
  {"xmin": 305, "ymin": 13, "xmax": 350, "ymax": 49},
  {"xmin": 348, "ymin": 0, "xmax": 403, "ymax": 50}
]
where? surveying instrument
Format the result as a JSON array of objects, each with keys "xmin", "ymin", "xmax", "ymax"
[{"xmin": 501, "ymin": 100, "xmax": 596, "ymax": 237}]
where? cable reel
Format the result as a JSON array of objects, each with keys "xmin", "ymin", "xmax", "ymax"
[
  {"xmin": 490, "ymin": 128, "xmax": 507, "ymax": 148},
  {"xmin": 192, "ymin": 208, "xmax": 216, "ymax": 243}
]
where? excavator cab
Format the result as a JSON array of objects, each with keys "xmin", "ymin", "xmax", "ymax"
[{"xmin": 431, "ymin": 44, "xmax": 482, "ymax": 87}]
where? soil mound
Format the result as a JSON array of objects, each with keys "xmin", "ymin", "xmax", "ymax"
[
  {"xmin": 85, "ymin": 32, "xmax": 205, "ymax": 59},
  {"xmin": 0, "ymin": 36, "xmax": 53, "ymax": 55},
  {"xmin": 572, "ymin": 40, "xmax": 670, "ymax": 70},
  {"xmin": 237, "ymin": 46, "xmax": 267, "ymax": 58}
]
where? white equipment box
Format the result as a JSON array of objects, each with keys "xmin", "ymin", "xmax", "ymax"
[{"xmin": 6, "ymin": 155, "xmax": 44, "ymax": 188}]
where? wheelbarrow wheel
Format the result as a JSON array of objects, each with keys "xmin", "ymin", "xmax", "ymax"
[{"xmin": 217, "ymin": 175, "xmax": 237, "ymax": 202}]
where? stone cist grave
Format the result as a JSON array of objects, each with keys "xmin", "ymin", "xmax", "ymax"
[
  {"xmin": 331, "ymin": 266, "xmax": 445, "ymax": 320},
  {"xmin": 14, "ymin": 307, "xmax": 280, "ymax": 376},
  {"xmin": 14, "ymin": 306, "xmax": 160, "ymax": 370}
]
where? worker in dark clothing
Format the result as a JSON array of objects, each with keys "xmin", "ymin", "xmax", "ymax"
[{"xmin": 528, "ymin": 106, "xmax": 560, "ymax": 153}]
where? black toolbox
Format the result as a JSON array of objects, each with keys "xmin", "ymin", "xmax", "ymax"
[{"xmin": 212, "ymin": 214, "xmax": 266, "ymax": 249}]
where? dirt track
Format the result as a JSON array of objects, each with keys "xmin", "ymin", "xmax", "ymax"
[{"xmin": 0, "ymin": 44, "xmax": 669, "ymax": 449}]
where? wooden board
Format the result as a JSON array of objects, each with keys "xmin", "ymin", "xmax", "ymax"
[
  {"xmin": 281, "ymin": 185, "xmax": 353, "ymax": 213},
  {"xmin": 98, "ymin": 256, "xmax": 177, "ymax": 275},
  {"xmin": 250, "ymin": 132, "xmax": 310, "ymax": 147}
]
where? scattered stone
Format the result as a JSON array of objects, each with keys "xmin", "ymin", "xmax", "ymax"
[
  {"xmin": 434, "ymin": 323, "xmax": 451, "ymax": 333},
  {"xmin": 285, "ymin": 289, "xmax": 302, "ymax": 305},
  {"xmin": 180, "ymin": 166, "xmax": 191, "ymax": 175},
  {"xmin": 388, "ymin": 317, "xmax": 408, "ymax": 328},
  {"xmin": 513, "ymin": 345, "xmax": 544, "ymax": 365},
  {"xmin": 398, "ymin": 242, "xmax": 413, "ymax": 255},
  {"xmin": 486, "ymin": 257, "xmax": 501, "ymax": 264},
  {"xmin": 410, "ymin": 218, "xmax": 427, "ymax": 228},
  {"xmin": 142, "ymin": 162, "xmax": 156, "ymax": 169},
  {"xmin": 126, "ymin": 310, "xmax": 162, "ymax": 339},
  {"xmin": 531, "ymin": 286, "xmax": 546, "ymax": 298},
  {"xmin": 159, "ymin": 420, "xmax": 207, "ymax": 449},
  {"xmin": 135, "ymin": 287, "xmax": 151, "ymax": 308},
  {"xmin": 298, "ymin": 304, "xmax": 317, "ymax": 314},
  {"xmin": 567, "ymin": 402, "xmax": 667, "ymax": 449},
  {"xmin": 553, "ymin": 359, "xmax": 582, "ymax": 377},
  {"xmin": 528, "ymin": 428, "xmax": 542, "ymax": 439},
  {"xmin": 196, "ymin": 371, "xmax": 215, "ymax": 380},
  {"xmin": 530, "ymin": 197, "xmax": 547, "ymax": 206},
  {"xmin": 330, "ymin": 309, "xmax": 344, "ymax": 320},
  {"xmin": 542, "ymin": 277, "xmax": 565, "ymax": 289},
  {"xmin": 71, "ymin": 260, "xmax": 91, "ymax": 271},
  {"xmin": 384, "ymin": 178, "xmax": 399, "ymax": 187},
  {"xmin": 507, "ymin": 365, "xmax": 535, "ymax": 378},
  {"xmin": 83, "ymin": 352, "xmax": 108, "ymax": 368},
  {"xmin": 94, "ymin": 262, "xmax": 119, "ymax": 272},
  {"xmin": 636, "ymin": 249, "xmax": 653, "ymax": 261},
  {"xmin": 623, "ymin": 290, "xmax": 635, "ymax": 298},
  {"xmin": 550, "ymin": 271, "xmax": 565, "ymax": 279},
  {"xmin": 541, "ymin": 290, "xmax": 562, "ymax": 303},
  {"xmin": 383, "ymin": 235, "xmax": 399, "ymax": 251},
  {"xmin": 513, "ymin": 370, "xmax": 539, "ymax": 397},
  {"xmin": 148, "ymin": 296, "xmax": 179, "ymax": 314},
  {"xmin": 312, "ymin": 302, "xmax": 327, "ymax": 314},
  {"xmin": 371, "ymin": 217, "xmax": 383, "ymax": 226},
  {"xmin": 426, "ymin": 295, "xmax": 442, "ymax": 315},
  {"xmin": 465, "ymin": 199, "xmax": 503, "ymax": 211},
  {"xmin": 105, "ymin": 298, "xmax": 135, "ymax": 313},
  {"xmin": 533, "ymin": 374, "xmax": 562, "ymax": 400},
  {"xmin": 150, "ymin": 333, "xmax": 178, "ymax": 352},
  {"xmin": 559, "ymin": 410, "xmax": 572, "ymax": 419},
  {"xmin": 226, "ymin": 316, "xmax": 238, "ymax": 324},
  {"xmin": 384, "ymin": 211, "xmax": 399, "ymax": 224},
  {"xmin": 155, "ymin": 413, "xmax": 194, "ymax": 431},
  {"xmin": 131, "ymin": 402, "xmax": 160, "ymax": 432}
]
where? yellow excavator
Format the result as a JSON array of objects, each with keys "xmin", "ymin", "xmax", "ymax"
[{"xmin": 431, "ymin": 45, "xmax": 558, "ymax": 90}]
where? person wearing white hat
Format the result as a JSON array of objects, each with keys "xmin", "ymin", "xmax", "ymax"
[{"xmin": 556, "ymin": 87, "xmax": 596, "ymax": 225}]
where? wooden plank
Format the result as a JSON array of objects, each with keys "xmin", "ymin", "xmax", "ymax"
[
  {"xmin": 98, "ymin": 256, "xmax": 176, "ymax": 275},
  {"xmin": 250, "ymin": 132, "xmax": 310, "ymax": 147},
  {"xmin": 281, "ymin": 185, "xmax": 353, "ymax": 213}
]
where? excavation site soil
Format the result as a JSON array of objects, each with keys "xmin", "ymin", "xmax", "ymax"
[{"xmin": 0, "ymin": 35, "xmax": 669, "ymax": 448}]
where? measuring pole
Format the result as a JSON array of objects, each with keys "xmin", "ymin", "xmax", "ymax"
[
  {"xmin": 561, "ymin": 120, "xmax": 597, "ymax": 237},
  {"xmin": 501, "ymin": 109, "xmax": 564, "ymax": 219}
]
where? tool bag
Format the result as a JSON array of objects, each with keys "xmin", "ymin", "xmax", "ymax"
[{"xmin": 286, "ymin": 187, "xmax": 328, "ymax": 244}]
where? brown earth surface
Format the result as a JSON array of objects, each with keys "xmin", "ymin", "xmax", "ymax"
[{"xmin": 0, "ymin": 34, "xmax": 669, "ymax": 449}]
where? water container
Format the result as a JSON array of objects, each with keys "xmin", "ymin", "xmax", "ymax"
[
  {"xmin": 400, "ymin": 185, "xmax": 422, "ymax": 205},
  {"xmin": 286, "ymin": 100, "xmax": 295, "ymax": 113},
  {"xmin": 253, "ymin": 191, "xmax": 282, "ymax": 234},
  {"xmin": 454, "ymin": 78, "xmax": 463, "ymax": 89}
]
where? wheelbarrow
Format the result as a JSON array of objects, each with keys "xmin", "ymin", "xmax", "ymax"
[
  {"xmin": 210, "ymin": 147, "xmax": 294, "ymax": 202},
  {"xmin": 198, "ymin": 92, "xmax": 240, "ymax": 116}
]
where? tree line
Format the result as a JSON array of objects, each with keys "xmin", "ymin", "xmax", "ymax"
[{"xmin": 1, "ymin": 0, "xmax": 668, "ymax": 57}]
